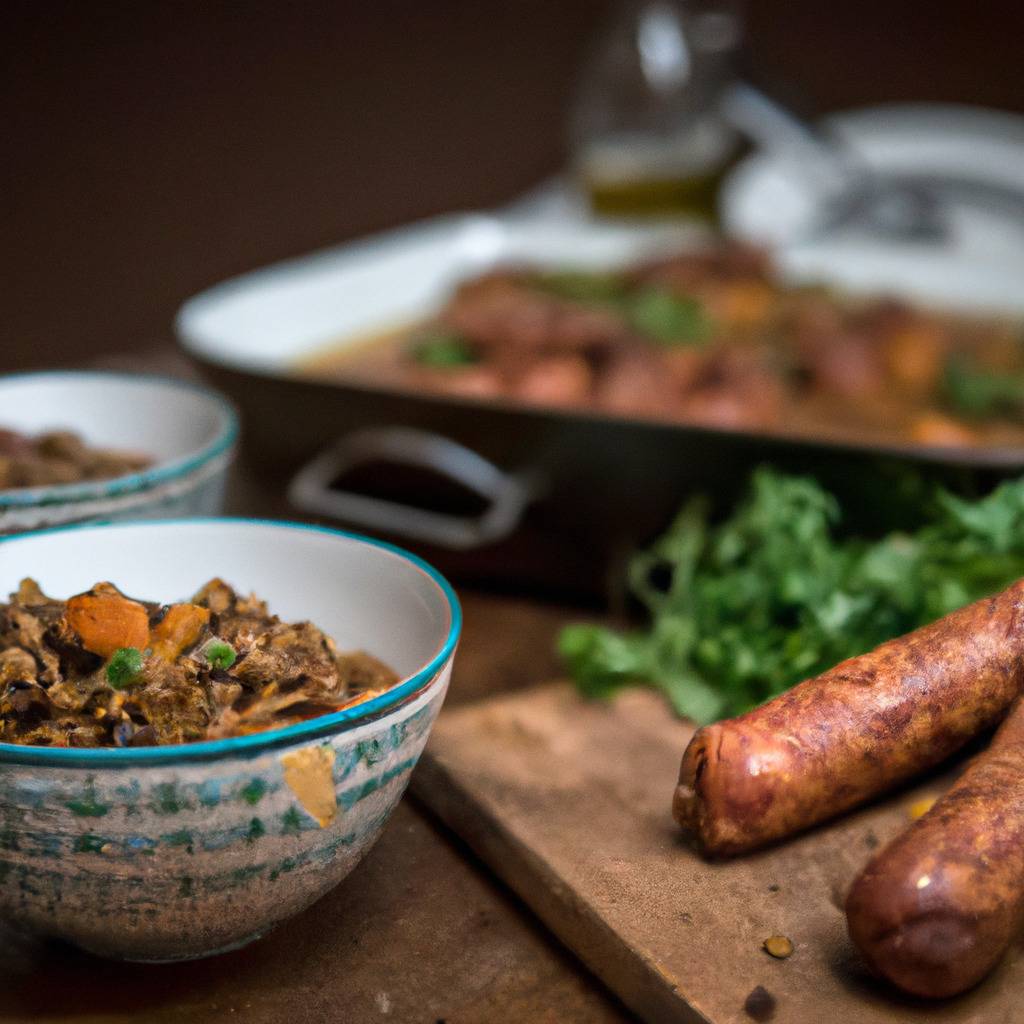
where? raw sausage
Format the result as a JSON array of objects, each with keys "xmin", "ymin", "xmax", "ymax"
[
  {"xmin": 673, "ymin": 580, "xmax": 1024, "ymax": 856},
  {"xmin": 845, "ymin": 698, "xmax": 1024, "ymax": 998}
]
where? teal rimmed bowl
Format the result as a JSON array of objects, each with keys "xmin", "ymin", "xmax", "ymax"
[
  {"xmin": 0, "ymin": 519, "xmax": 460, "ymax": 960},
  {"xmin": 0, "ymin": 372, "xmax": 237, "ymax": 534}
]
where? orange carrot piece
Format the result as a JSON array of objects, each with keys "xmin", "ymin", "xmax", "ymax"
[
  {"xmin": 149, "ymin": 604, "xmax": 211, "ymax": 662},
  {"xmin": 65, "ymin": 588, "xmax": 150, "ymax": 658}
]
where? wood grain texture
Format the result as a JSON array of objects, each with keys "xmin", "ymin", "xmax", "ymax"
[{"xmin": 414, "ymin": 682, "xmax": 1024, "ymax": 1024}]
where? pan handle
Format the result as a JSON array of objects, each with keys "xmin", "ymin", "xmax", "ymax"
[{"xmin": 287, "ymin": 427, "xmax": 541, "ymax": 551}]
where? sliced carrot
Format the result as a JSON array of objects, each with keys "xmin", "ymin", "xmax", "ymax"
[
  {"xmin": 149, "ymin": 603, "xmax": 211, "ymax": 662},
  {"xmin": 65, "ymin": 588, "xmax": 150, "ymax": 659}
]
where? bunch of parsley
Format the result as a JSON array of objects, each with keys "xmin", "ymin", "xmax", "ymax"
[{"xmin": 560, "ymin": 467, "xmax": 1024, "ymax": 724}]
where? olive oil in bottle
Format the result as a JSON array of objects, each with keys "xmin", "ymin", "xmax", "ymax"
[{"xmin": 570, "ymin": 0, "xmax": 744, "ymax": 221}]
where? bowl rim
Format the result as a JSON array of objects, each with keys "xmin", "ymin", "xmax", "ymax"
[
  {"xmin": 0, "ymin": 371, "xmax": 239, "ymax": 509},
  {"xmin": 0, "ymin": 517, "xmax": 461, "ymax": 767}
]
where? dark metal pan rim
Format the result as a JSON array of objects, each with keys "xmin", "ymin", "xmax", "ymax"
[{"xmin": 244, "ymin": 358, "xmax": 1024, "ymax": 471}]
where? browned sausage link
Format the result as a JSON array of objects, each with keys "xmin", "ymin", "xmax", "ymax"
[
  {"xmin": 672, "ymin": 580, "xmax": 1024, "ymax": 857},
  {"xmin": 845, "ymin": 699, "xmax": 1024, "ymax": 998}
]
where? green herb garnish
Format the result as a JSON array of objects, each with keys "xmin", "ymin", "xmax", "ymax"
[
  {"xmin": 106, "ymin": 647, "xmax": 144, "ymax": 690},
  {"xmin": 531, "ymin": 270, "xmax": 628, "ymax": 304},
  {"xmin": 943, "ymin": 355, "xmax": 1024, "ymax": 420},
  {"xmin": 412, "ymin": 331, "xmax": 478, "ymax": 369},
  {"xmin": 205, "ymin": 641, "xmax": 237, "ymax": 671},
  {"xmin": 531, "ymin": 272, "xmax": 713, "ymax": 346},
  {"xmin": 560, "ymin": 467, "xmax": 1024, "ymax": 724},
  {"xmin": 625, "ymin": 287, "xmax": 712, "ymax": 346}
]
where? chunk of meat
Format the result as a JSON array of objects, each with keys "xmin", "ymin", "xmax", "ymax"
[
  {"xmin": 233, "ymin": 622, "xmax": 343, "ymax": 703},
  {"xmin": 442, "ymin": 273, "xmax": 627, "ymax": 353},
  {"xmin": 4, "ymin": 607, "xmax": 60, "ymax": 684},
  {"xmin": 192, "ymin": 577, "xmax": 237, "ymax": 616},
  {"xmin": 124, "ymin": 659, "xmax": 209, "ymax": 745},
  {"xmin": 194, "ymin": 581, "xmax": 273, "ymax": 650},
  {"xmin": 514, "ymin": 355, "xmax": 593, "ymax": 406},
  {"xmin": 675, "ymin": 347, "xmax": 786, "ymax": 430},
  {"xmin": 800, "ymin": 331, "xmax": 886, "ymax": 398},
  {"xmin": 596, "ymin": 349, "xmax": 680, "ymax": 417},
  {"xmin": 0, "ymin": 647, "xmax": 38, "ymax": 685}
]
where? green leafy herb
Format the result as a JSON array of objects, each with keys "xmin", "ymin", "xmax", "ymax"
[
  {"xmin": 205, "ymin": 641, "xmax": 237, "ymax": 671},
  {"xmin": 106, "ymin": 647, "xmax": 144, "ymax": 690},
  {"xmin": 531, "ymin": 270, "xmax": 629, "ymax": 305},
  {"xmin": 625, "ymin": 287, "xmax": 712, "ymax": 346},
  {"xmin": 560, "ymin": 467, "xmax": 1024, "ymax": 724},
  {"xmin": 531, "ymin": 271, "xmax": 714, "ymax": 346},
  {"xmin": 943, "ymin": 355, "xmax": 1024, "ymax": 420},
  {"xmin": 412, "ymin": 331, "xmax": 478, "ymax": 369}
]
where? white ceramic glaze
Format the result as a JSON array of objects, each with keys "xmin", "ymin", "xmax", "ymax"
[
  {"xmin": 0, "ymin": 519, "xmax": 460, "ymax": 960},
  {"xmin": 0, "ymin": 372, "xmax": 237, "ymax": 533}
]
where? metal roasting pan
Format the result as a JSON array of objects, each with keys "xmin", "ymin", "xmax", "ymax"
[{"xmin": 177, "ymin": 214, "xmax": 1024, "ymax": 602}]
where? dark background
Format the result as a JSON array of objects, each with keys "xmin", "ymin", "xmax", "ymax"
[{"xmin": 5, "ymin": 1, "xmax": 1023, "ymax": 373}]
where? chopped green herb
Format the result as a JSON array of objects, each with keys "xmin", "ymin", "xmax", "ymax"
[
  {"xmin": 205, "ymin": 641, "xmax": 237, "ymax": 671},
  {"xmin": 943, "ymin": 355, "xmax": 1024, "ymax": 420},
  {"xmin": 412, "ymin": 331, "xmax": 478, "ymax": 368},
  {"xmin": 106, "ymin": 647, "xmax": 144, "ymax": 690},
  {"xmin": 625, "ymin": 288, "xmax": 712, "ymax": 346},
  {"xmin": 531, "ymin": 270, "xmax": 628, "ymax": 304},
  {"xmin": 561, "ymin": 467, "xmax": 1024, "ymax": 724}
]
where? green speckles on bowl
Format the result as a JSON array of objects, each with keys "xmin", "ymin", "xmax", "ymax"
[
  {"xmin": 150, "ymin": 782, "xmax": 190, "ymax": 815},
  {"xmin": 281, "ymin": 806, "xmax": 304, "ymax": 835},
  {"xmin": 240, "ymin": 778, "xmax": 268, "ymax": 805},
  {"xmin": 356, "ymin": 738, "xmax": 388, "ymax": 767},
  {"xmin": 65, "ymin": 780, "xmax": 109, "ymax": 817},
  {"xmin": 0, "ymin": 665, "xmax": 451, "ymax": 961}
]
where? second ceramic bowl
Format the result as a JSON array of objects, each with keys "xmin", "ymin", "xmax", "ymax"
[{"xmin": 0, "ymin": 371, "xmax": 237, "ymax": 534}]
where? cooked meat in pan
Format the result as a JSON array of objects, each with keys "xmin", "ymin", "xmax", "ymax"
[
  {"xmin": 0, "ymin": 578, "xmax": 399, "ymax": 747},
  {"xmin": 0, "ymin": 428, "xmax": 151, "ymax": 490},
  {"xmin": 303, "ymin": 241, "xmax": 1024, "ymax": 451}
]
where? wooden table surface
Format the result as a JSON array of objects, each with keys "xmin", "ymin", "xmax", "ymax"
[{"xmin": 0, "ymin": 362, "xmax": 632, "ymax": 1023}]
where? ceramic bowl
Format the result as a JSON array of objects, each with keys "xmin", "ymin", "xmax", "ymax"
[
  {"xmin": 0, "ymin": 371, "xmax": 237, "ymax": 534},
  {"xmin": 0, "ymin": 519, "xmax": 460, "ymax": 961}
]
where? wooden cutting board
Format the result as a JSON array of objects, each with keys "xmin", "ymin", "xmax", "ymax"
[{"xmin": 411, "ymin": 682, "xmax": 1024, "ymax": 1024}]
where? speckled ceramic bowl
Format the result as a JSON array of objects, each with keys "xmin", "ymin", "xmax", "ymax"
[
  {"xmin": 0, "ymin": 519, "xmax": 460, "ymax": 961},
  {"xmin": 0, "ymin": 372, "xmax": 237, "ymax": 534}
]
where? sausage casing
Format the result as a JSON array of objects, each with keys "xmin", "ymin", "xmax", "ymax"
[
  {"xmin": 673, "ymin": 580, "xmax": 1024, "ymax": 856},
  {"xmin": 845, "ymin": 699, "xmax": 1024, "ymax": 998}
]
